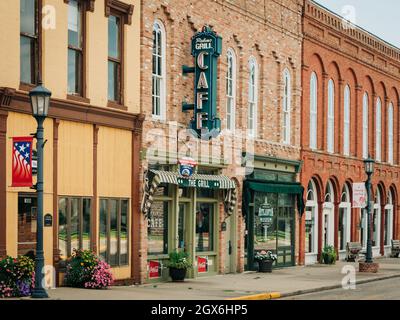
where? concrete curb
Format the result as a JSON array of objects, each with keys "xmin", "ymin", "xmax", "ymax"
[
  {"xmin": 226, "ymin": 273, "xmax": 400, "ymax": 300},
  {"xmin": 280, "ymin": 273, "xmax": 400, "ymax": 299}
]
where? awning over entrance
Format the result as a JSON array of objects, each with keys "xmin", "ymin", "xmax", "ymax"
[
  {"xmin": 141, "ymin": 170, "xmax": 237, "ymax": 217},
  {"xmin": 243, "ymin": 180, "xmax": 305, "ymax": 217}
]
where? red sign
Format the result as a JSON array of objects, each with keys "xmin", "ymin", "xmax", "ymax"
[
  {"xmin": 197, "ymin": 256, "xmax": 208, "ymax": 273},
  {"xmin": 148, "ymin": 260, "xmax": 161, "ymax": 278},
  {"xmin": 12, "ymin": 137, "xmax": 33, "ymax": 187}
]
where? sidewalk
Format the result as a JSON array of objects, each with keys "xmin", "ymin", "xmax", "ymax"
[{"xmin": 33, "ymin": 258, "xmax": 400, "ymax": 300}]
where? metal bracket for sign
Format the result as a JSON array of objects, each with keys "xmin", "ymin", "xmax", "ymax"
[
  {"xmin": 182, "ymin": 102, "xmax": 194, "ymax": 112},
  {"xmin": 182, "ymin": 65, "xmax": 195, "ymax": 74},
  {"xmin": 30, "ymin": 183, "xmax": 37, "ymax": 190}
]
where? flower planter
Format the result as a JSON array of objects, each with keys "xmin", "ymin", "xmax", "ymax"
[
  {"xmin": 322, "ymin": 254, "xmax": 335, "ymax": 265},
  {"xmin": 257, "ymin": 259, "xmax": 273, "ymax": 273},
  {"xmin": 169, "ymin": 267, "xmax": 187, "ymax": 281}
]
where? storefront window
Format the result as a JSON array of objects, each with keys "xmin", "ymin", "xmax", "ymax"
[
  {"xmin": 196, "ymin": 203, "xmax": 214, "ymax": 252},
  {"xmin": 305, "ymin": 207, "xmax": 315, "ymax": 254},
  {"xmin": 338, "ymin": 208, "xmax": 345, "ymax": 250},
  {"xmin": 254, "ymin": 193, "xmax": 277, "ymax": 252},
  {"xmin": 58, "ymin": 197, "xmax": 91, "ymax": 260},
  {"xmin": 178, "ymin": 204, "xmax": 185, "ymax": 249},
  {"xmin": 99, "ymin": 198, "xmax": 129, "ymax": 266},
  {"xmin": 148, "ymin": 200, "xmax": 169, "ymax": 255}
]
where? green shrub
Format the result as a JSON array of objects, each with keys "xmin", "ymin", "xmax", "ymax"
[{"xmin": 166, "ymin": 251, "xmax": 192, "ymax": 269}]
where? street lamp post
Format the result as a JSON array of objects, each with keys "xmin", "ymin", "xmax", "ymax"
[
  {"xmin": 364, "ymin": 156, "xmax": 375, "ymax": 264},
  {"xmin": 29, "ymin": 77, "xmax": 51, "ymax": 298}
]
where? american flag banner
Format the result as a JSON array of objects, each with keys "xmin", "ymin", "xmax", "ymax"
[{"xmin": 12, "ymin": 137, "xmax": 34, "ymax": 187}]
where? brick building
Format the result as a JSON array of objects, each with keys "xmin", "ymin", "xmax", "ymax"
[
  {"xmin": 138, "ymin": 0, "xmax": 304, "ymax": 283},
  {"xmin": 300, "ymin": 0, "xmax": 400, "ymax": 265}
]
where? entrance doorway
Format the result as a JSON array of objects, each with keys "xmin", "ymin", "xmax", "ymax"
[
  {"xmin": 224, "ymin": 214, "xmax": 236, "ymax": 273},
  {"xmin": 247, "ymin": 192, "xmax": 295, "ymax": 270},
  {"xmin": 18, "ymin": 193, "xmax": 37, "ymax": 257}
]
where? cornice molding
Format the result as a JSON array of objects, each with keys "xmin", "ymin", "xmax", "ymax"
[{"xmin": 104, "ymin": 0, "xmax": 134, "ymax": 25}]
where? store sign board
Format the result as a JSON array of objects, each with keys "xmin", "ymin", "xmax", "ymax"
[
  {"xmin": 177, "ymin": 177, "xmax": 220, "ymax": 189},
  {"xmin": 178, "ymin": 157, "xmax": 197, "ymax": 178},
  {"xmin": 353, "ymin": 182, "xmax": 367, "ymax": 208},
  {"xmin": 148, "ymin": 260, "xmax": 161, "ymax": 279},
  {"xmin": 197, "ymin": 256, "xmax": 208, "ymax": 273},
  {"xmin": 184, "ymin": 25, "xmax": 222, "ymax": 140}
]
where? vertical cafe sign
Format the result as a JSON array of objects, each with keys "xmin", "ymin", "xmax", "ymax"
[{"xmin": 183, "ymin": 26, "xmax": 222, "ymax": 139}]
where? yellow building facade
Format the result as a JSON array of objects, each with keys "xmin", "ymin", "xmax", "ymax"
[{"xmin": 0, "ymin": 0, "xmax": 143, "ymax": 285}]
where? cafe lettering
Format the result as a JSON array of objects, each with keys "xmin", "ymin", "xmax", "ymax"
[{"xmin": 182, "ymin": 26, "xmax": 222, "ymax": 139}]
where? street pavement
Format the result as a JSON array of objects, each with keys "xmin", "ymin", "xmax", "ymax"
[
  {"xmin": 282, "ymin": 277, "xmax": 400, "ymax": 300},
  {"xmin": 20, "ymin": 257, "xmax": 400, "ymax": 300}
]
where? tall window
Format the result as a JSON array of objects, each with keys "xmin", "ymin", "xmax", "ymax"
[
  {"xmin": 363, "ymin": 93, "xmax": 369, "ymax": 159},
  {"xmin": 20, "ymin": 0, "xmax": 39, "ymax": 85},
  {"xmin": 388, "ymin": 103, "xmax": 394, "ymax": 164},
  {"xmin": 327, "ymin": 79, "xmax": 335, "ymax": 153},
  {"xmin": 343, "ymin": 85, "xmax": 350, "ymax": 156},
  {"xmin": 99, "ymin": 198, "xmax": 129, "ymax": 266},
  {"xmin": 248, "ymin": 57, "xmax": 258, "ymax": 137},
  {"xmin": 375, "ymin": 98, "xmax": 382, "ymax": 161},
  {"xmin": 196, "ymin": 202, "xmax": 214, "ymax": 252},
  {"xmin": 108, "ymin": 15, "xmax": 122, "ymax": 103},
  {"xmin": 226, "ymin": 49, "xmax": 236, "ymax": 131},
  {"xmin": 152, "ymin": 21, "xmax": 166, "ymax": 119},
  {"xmin": 58, "ymin": 197, "xmax": 91, "ymax": 260},
  {"xmin": 282, "ymin": 69, "xmax": 291, "ymax": 144},
  {"xmin": 68, "ymin": 0, "xmax": 84, "ymax": 95},
  {"xmin": 310, "ymin": 72, "xmax": 318, "ymax": 149}
]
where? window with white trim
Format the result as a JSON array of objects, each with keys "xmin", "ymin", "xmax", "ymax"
[
  {"xmin": 388, "ymin": 103, "xmax": 394, "ymax": 164},
  {"xmin": 282, "ymin": 69, "xmax": 291, "ymax": 144},
  {"xmin": 248, "ymin": 57, "xmax": 257, "ymax": 137},
  {"xmin": 152, "ymin": 20, "xmax": 166, "ymax": 119},
  {"xmin": 363, "ymin": 92, "xmax": 369, "ymax": 159},
  {"xmin": 376, "ymin": 98, "xmax": 382, "ymax": 161},
  {"xmin": 343, "ymin": 85, "xmax": 350, "ymax": 156},
  {"xmin": 310, "ymin": 72, "xmax": 318, "ymax": 149},
  {"xmin": 226, "ymin": 49, "xmax": 236, "ymax": 131},
  {"xmin": 327, "ymin": 79, "xmax": 335, "ymax": 153}
]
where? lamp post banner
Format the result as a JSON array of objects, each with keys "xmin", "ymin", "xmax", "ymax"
[
  {"xmin": 353, "ymin": 182, "xmax": 367, "ymax": 208},
  {"xmin": 11, "ymin": 136, "xmax": 33, "ymax": 187}
]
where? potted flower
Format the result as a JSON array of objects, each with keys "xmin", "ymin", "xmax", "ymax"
[
  {"xmin": 166, "ymin": 250, "xmax": 192, "ymax": 281},
  {"xmin": 254, "ymin": 250, "xmax": 277, "ymax": 273},
  {"xmin": 320, "ymin": 245, "xmax": 337, "ymax": 265}
]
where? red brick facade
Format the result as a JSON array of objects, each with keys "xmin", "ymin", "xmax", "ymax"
[
  {"xmin": 139, "ymin": 0, "xmax": 303, "ymax": 283},
  {"xmin": 300, "ymin": 0, "xmax": 400, "ymax": 264}
]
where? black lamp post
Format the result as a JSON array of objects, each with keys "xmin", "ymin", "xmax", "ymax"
[
  {"xmin": 364, "ymin": 156, "xmax": 375, "ymax": 264},
  {"xmin": 29, "ymin": 77, "xmax": 51, "ymax": 298}
]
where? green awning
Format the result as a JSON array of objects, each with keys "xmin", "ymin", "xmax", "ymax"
[
  {"xmin": 244, "ymin": 180, "xmax": 304, "ymax": 195},
  {"xmin": 243, "ymin": 180, "xmax": 305, "ymax": 216}
]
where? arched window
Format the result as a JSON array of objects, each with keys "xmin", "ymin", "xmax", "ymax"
[
  {"xmin": 388, "ymin": 103, "xmax": 394, "ymax": 164},
  {"xmin": 363, "ymin": 92, "xmax": 369, "ymax": 159},
  {"xmin": 343, "ymin": 85, "xmax": 350, "ymax": 156},
  {"xmin": 248, "ymin": 57, "xmax": 258, "ymax": 137},
  {"xmin": 310, "ymin": 72, "xmax": 318, "ymax": 149},
  {"xmin": 282, "ymin": 69, "xmax": 291, "ymax": 144},
  {"xmin": 376, "ymin": 98, "xmax": 382, "ymax": 161},
  {"xmin": 152, "ymin": 20, "xmax": 166, "ymax": 119},
  {"xmin": 327, "ymin": 79, "xmax": 335, "ymax": 153},
  {"xmin": 226, "ymin": 49, "xmax": 236, "ymax": 131}
]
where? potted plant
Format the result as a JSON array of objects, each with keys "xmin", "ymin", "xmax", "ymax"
[
  {"xmin": 166, "ymin": 250, "xmax": 192, "ymax": 281},
  {"xmin": 320, "ymin": 245, "xmax": 337, "ymax": 265},
  {"xmin": 254, "ymin": 250, "xmax": 277, "ymax": 273}
]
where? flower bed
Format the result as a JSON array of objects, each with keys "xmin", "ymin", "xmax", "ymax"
[
  {"xmin": 0, "ymin": 256, "xmax": 35, "ymax": 298},
  {"xmin": 65, "ymin": 249, "xmax": 114, "ymax": 289}
]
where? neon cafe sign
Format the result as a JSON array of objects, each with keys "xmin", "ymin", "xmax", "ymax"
[{"xmin": 182, "ymin": 25, "xmax": 222, "ymax": 140}]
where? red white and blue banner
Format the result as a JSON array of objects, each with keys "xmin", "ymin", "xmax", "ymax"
[{"xmin": 12, "ymin": 137, "xmax": 33, "ymax": 187}]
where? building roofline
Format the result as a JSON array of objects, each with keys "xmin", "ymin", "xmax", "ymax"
[{"xmin": 311, "ymin": 0, "xmax": 400, "ymax": 52}]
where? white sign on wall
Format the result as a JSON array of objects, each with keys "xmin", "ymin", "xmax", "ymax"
[{"xmin": 353, "ymin": 182, "xmax": 367, "ymax": 208}]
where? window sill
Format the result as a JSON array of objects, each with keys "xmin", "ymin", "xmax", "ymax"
[
  {"xmin": 107, "ymin": 100, "xmax": 128, "ymax": 111},
  {"xmin": 19, "ymin": 82, "xmax": 36, "ymax": 92},
  {"xmin": 67, "ymin": 94, "xmax": 90, "ymax": 104},
  {"xmin": 147, "ymin": 254, "xmax": 169, "ymax": 260},
  {"xmin": 195, "ymin": 251, "xmax": 216, "ymax": 256}
]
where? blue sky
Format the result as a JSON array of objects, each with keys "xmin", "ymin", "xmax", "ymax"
[{"xmin": 315, "ymin": 0, "xmax": 400, "ymax": 48}]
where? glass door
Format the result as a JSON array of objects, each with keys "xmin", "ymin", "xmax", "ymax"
[
  {"xmin": 18, "ymin": 193, "xmax": 37, "ymax": 257},
  {"xmin": 276, "ymin": 194, "xmax": 295, "ymax": 267}
]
